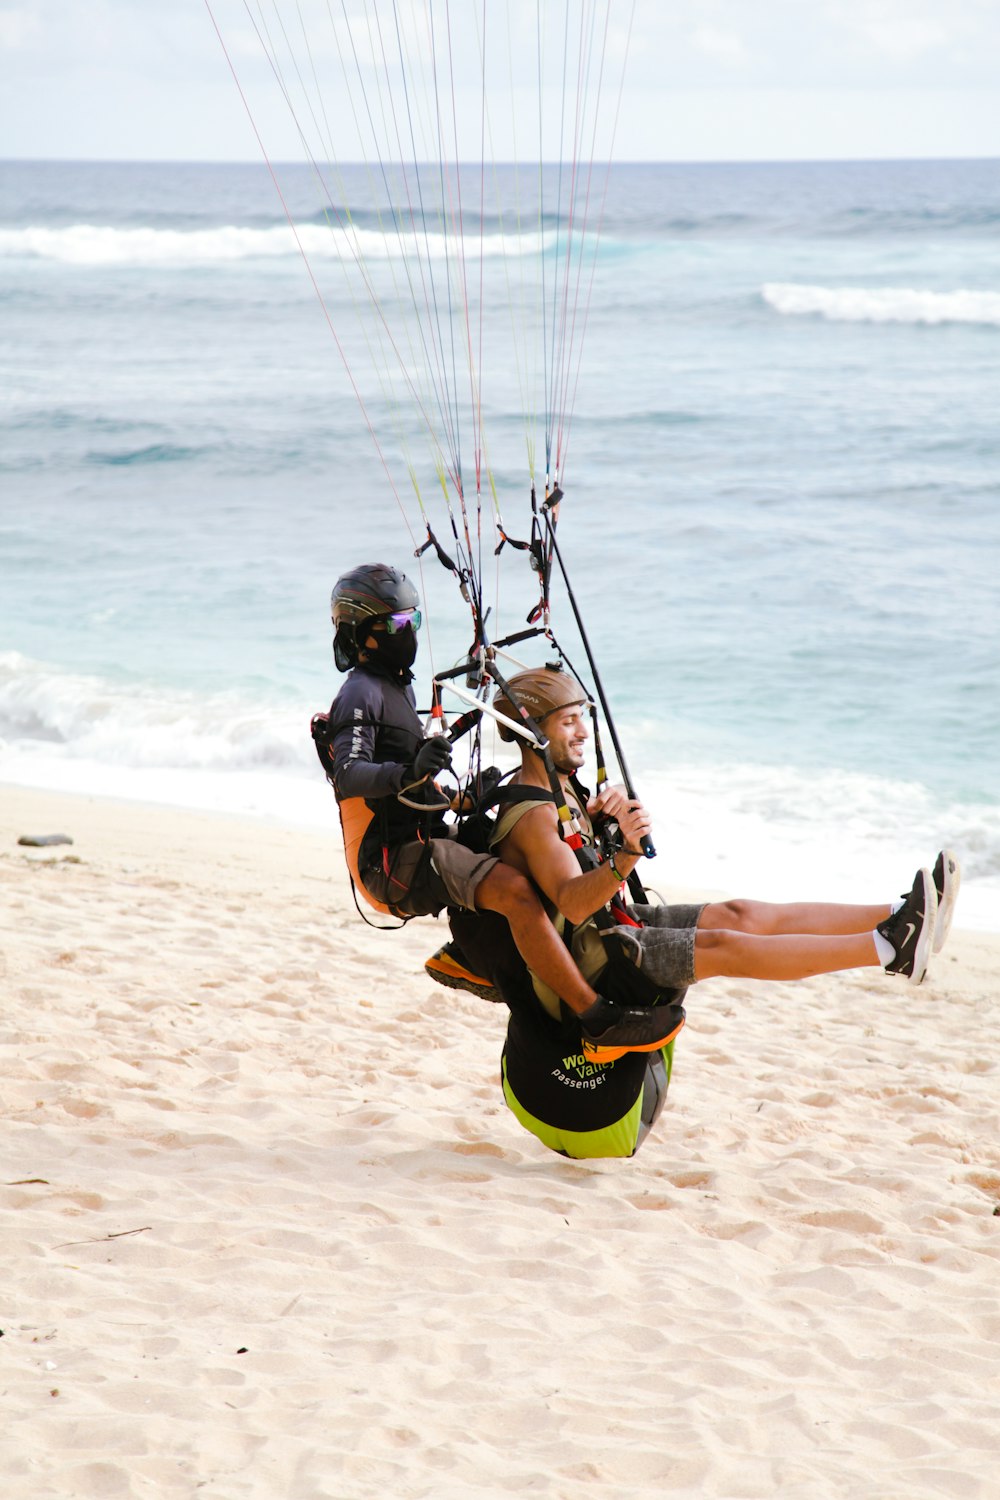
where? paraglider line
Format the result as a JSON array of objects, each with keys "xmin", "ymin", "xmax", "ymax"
[{"xmin": 204, "ymin": 0, "xmax": 419, "ymax": 548}]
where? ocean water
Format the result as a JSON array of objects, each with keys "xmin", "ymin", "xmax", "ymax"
[{"xmin": 2, "ymin": 157, "xmax": 999, "ymax": 930}]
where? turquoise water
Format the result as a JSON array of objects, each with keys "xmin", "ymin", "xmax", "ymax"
[{"xmin": 1, "ymin": 159, "xmax": 998, "ymax": 926}]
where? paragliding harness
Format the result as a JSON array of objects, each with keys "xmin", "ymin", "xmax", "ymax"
[
  {"xmin": 464, "ymin": 763, "xmax": 681, "ymax": 1015},
  {"xmin": 429, "ymin": 650, "xmax": 682, "ymax": 1015},
  {"xmin": 310, "ymin": 677, "xmax": 675, "ymax": 1013},
  {"xmin": 312, "ymin": 484, "xmax": 678, "ymax": 1009},
  {"xmin": 439, "ymin": 484, "xmax": 686, "ymax": 1016},
  {"xmin": 310, "ymin": 708, "xmax": 453, "ymax": 927}
]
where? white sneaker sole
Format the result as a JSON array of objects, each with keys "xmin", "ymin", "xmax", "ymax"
[
  {"xmin": 908, "ymin": 868, "xmax": 937, "ymax": 985},
  {"xmin": 933, "ymin": 849, "xmax": 961, "ymax": 954}
]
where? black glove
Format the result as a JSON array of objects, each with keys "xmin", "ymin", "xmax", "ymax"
[{"xmin": 410, "ymin": 735, "xmax": 453, "ymax": 781}]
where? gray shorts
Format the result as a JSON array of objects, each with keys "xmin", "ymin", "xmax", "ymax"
[
  {"xmin": 361, "ymin": 833, "xmax": 498, "ymax": 918},
  {"xmin": 622, "ymin": 901, "xmax": 706, "ymax": 987}
]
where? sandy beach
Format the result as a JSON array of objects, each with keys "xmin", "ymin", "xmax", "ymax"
[{"xmin": 2, "ymin": 781, "xmax": 998, "ymax": 1499}]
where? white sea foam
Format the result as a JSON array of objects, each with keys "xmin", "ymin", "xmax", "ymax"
[
  {"xmin": 634, "ymin": 758, "xmax": 1000, "ymax": 935},
  {"xmin": 0, "ymin": 651, "xmax": 311, "ymax": 776},
  {"xmin": 762, "ymin": 282, "xmax": 1000, "ymax": 327},
  {"xmin": 0, "ymin": 223, "xmax": 555, "ymax": 267},
  {"xmin": 3, "ymin": 653, "xmax": 998, "ymax": 932}
]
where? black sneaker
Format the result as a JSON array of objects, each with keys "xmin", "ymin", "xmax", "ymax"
[
  {"xmin": 578, "ymin": 995, "xmax": 686, "ymax": 1063},
  {"xmin": 931, "ymin": 849, "xmax": 961, "ymax": 954},
  {"xmin": 877, "ymin": 868, "xmax": 936, "ymax": 984},
  {"xmin": 425, "ymin": 940, "xmax": 502, "ymax": 1003}
]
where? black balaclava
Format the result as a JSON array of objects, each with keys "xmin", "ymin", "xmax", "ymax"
[{"xmin": 361, "ymin": 619, "xmax": 419, "ymax": 678}]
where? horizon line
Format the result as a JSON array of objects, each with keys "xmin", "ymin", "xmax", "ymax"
[{"xmin": 3, "ymin": 154, "xmax": 999, "ymax": 169}]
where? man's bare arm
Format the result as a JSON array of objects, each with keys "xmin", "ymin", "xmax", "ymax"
[{"xmin": 500, "ymin": 802, "xmax": 646, "ymax": 926}]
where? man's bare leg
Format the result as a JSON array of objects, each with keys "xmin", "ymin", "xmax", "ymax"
[
  {"xmin": 693, "ymin": 927, "xmax": 880, "ymax": 982},
  {"xmin": 689, "ymin": 868, "xmax": 936, "ymax": 985},
  {"xmin": 698, "ymin": 898, "xmax": 891, "ymax": 938}
]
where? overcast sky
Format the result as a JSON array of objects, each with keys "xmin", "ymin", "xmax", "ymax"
[{"xmin": 2, "ymin": 0, "xmax": 999, "ymax": 162}]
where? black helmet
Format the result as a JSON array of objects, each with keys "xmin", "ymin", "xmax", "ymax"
[{"xmin": 331, "ymin": 564, "xmax": 421, "ymax": 671}]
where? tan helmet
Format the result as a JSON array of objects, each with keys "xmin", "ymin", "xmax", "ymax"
[{"xmin": 492, "ymin": 666, "xmax": 589, "ymax": 742}]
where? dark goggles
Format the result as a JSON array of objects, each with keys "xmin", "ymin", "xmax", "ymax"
[{"xmin": 368, "ymin": 608, "xmax": 422, "ymax": 635}]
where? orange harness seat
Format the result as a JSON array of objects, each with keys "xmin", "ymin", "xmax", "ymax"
[{"xmin": 338, "ymin": 795, "xmax": 393, "ymax": 915}]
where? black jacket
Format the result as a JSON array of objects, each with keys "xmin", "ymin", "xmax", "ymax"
[{"xmin": 327, "ymin": 663, "xmax": 445, "ymax": 858}]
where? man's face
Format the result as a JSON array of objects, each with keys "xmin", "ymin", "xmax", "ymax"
[{"xmin": 543, "ymin": 703, "xmax": 589, "ymax": 772}]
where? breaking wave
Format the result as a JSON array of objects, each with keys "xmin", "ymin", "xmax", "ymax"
[
  {"xmin": 0, "ymin": 223, "xmax": 557, "ymax": 267},
  {"xmin": 0, "ymin": 651, "xmax": 310, "ymax": 775},
  {"xmin": 762, "ymin": 283, "xmax": 1000, "ymax": 327},
  {"xmin": 3, "ymin": 651, "xmax": 999, "ymax": 930}
]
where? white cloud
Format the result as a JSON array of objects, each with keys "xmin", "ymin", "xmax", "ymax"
[
  {"xmin": 0, "ymin": 6, "xmax": 40, "ymax": 48},
  {"xmin": 822, "ymin": 0, "xmax": 993, "ymax": 78},
  {"xmin": 691, "ymin": 26, "xmax": 750, "ymax": 67},
  {"xmin": 829, "ymin": 1, "xmax": 952, "ymax": 64},
  {"xmin": 2, "ymin": 1, "xmax": 1000, "ymax": 160},
  {"xmin": 855, "ymin": 17, "xmax": 948, "ymax": 61},
  {"xmin": 625, "ymin": 0, "xmax": 1000, "ymax": 90}
]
